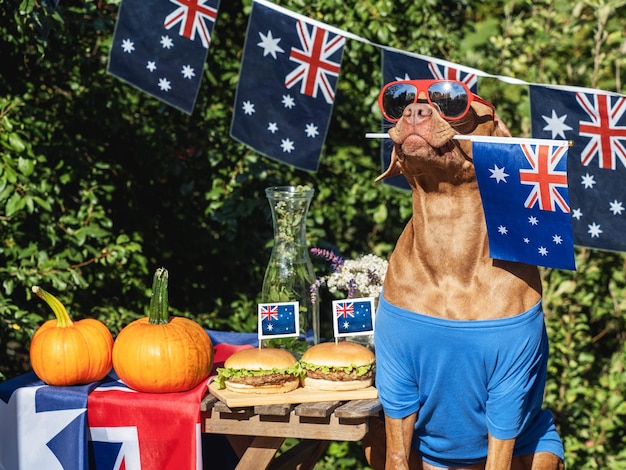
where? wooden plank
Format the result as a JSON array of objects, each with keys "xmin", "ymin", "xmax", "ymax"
[
  {"xmin": 202, "ymin": 407, "xmax": 369, "ymax": 441},
  {"xmin": 254, "ymin": 403, "xmax": 294, "ymax": 417},
  {"xmin": 200, "ymin": 393, "xmax": 218, "ymax": 412},
  {"xmin": 213, "ymin": 401, "xmax": 256, "ymax": 418},
  {"xmin": 234, "ymin": 436, "xmax": 284, "ymax": 470},
  {"xmin": 294, "ymin": 401, "xmax": 341, "ymax": 418},
  {"xmin": 334, "ymin": 399, "xmax": 382, "ymax": 419},
  {"xmin": 208, "ymin": 382, "xmax": 377, "ymax": 408}
]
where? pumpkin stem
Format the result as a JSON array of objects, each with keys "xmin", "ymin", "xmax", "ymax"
[
  {"xmin": 32, "ymin": 286, "xmax": 74, "ymax": 328},
  {"xmin": 148, "ymin": 267, "xmax": 169, "ymax": 325}
]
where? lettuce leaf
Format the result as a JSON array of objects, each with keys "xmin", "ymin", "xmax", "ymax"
[
  {"xmin": 213, "ymin": 363, "xmax": 303, "ymax": 389},
  {"xmin": 299, "ymin": 361, "xmax": 374, "ymax": 377}
]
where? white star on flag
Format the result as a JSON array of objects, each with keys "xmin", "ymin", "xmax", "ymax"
[
  {"xmin": 542, "ymin": 109, "xmax": 573, "ymax": 139},
  {"xmin": 281, "ymin": 138, "xmax": 295, "ymax": 153},
  {"xmin": 181, "ymin": 65, "xmax": 195, "ymax": 78},
  {"xmin": 158, "ymin": 78, "xmax": 172, "ymax": 91},
  {"xmin": 121, "ymin": 39, "xmax": 134, "ymax": 53},
  {"xmin": 281, "ymin": 94, "xmax": 295, "ymax": 108},
  {"xmin": 609, "ymin": 200, "xmax": 624, "ymax": 215},
  {"xmin": 257, "ymin": 30, "xmax": 284, "ymax": 58},
  {"xmin": 305, "ymin": 123, "xmax": 319, "ymax": 137},
  {"xmin": 588, "ymin": 222, "xmax": 602, "ymax": 238},
  {"xmin": 489, "ymin": 164, "xmax": 509, "ymax": 183},
  {"xmin": 242, "ymin": 101, "xmax": 255, "ymax": 115},
  {"xmin": 160, "ymin": 35, "xmax": 174, "ymax": 48}
]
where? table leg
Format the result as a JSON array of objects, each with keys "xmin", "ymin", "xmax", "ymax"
[
  {"xmin": 235, "ymin": 436, "xmax": 285, "ymax": 470},
  {"xmin": 269, "ymin": 439, "xmax": 329, "ymax": 470},
  {"xmin": 227, "ymin": 435, "xmax": 254, "ymax": 459}
]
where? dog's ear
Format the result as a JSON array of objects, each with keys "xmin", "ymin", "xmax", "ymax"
[
  {"xmin": 493, "ymin": 113, "xmax": 512, "ymax": 138},
  {"xmin": 375, "ymin": 148, "xmax": 403, "ymax": 181}
]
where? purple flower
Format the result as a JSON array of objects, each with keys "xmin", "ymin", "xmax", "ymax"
[{"xmin": 310, "ymin": 248, "xmax": 344, "ymax": 271}]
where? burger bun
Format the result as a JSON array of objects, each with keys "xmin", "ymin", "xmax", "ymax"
[
  {"xmin": 301, "ymin": 376, "xmax": 373, "ymax": 391},
  {"xmin": 224, "ymin": 347, "xmax": 297, "ymax": 370}
]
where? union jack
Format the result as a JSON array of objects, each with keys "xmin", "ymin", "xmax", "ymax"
[
  {"xmin": 335, "ymin": 302, "xmax": 355, "ymax": 320},
  {"xmin": 164, "ymin": 0, "xmax": 218, "ymax": 49},
  {"xmin": 260, "ymin": 305, "xmax": 279, "ymax": 322},
  {"xmin": 428, "ymin": 63, "xmax": 478, "ymax": 91},
  {"xmin": 284, "ymin": 21, "xmax": 345, "ymax": 104},
  {"xmin": 576, "ymin": 92, "xmax": 626, "ymax": 169},
  {"xmin": 519, "ymin": 143, "xmax": 570, "ymax": 213}
]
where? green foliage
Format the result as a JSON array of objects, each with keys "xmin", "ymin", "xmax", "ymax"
[
  {"xmin": 543, "ymin": 250, "xmax": 626, "ymax": 468},
  {"xmin": 1, "ymin": 0, "xmax": 625, "ymax": 467}
]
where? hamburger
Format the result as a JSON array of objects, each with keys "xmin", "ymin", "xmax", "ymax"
[
  {"xmin": 214, "ymin": 348, "xmax": 301, "ymax": 394},
  {"xmin": 300, "ymin": 341, "xmax": 375, "ymax": 391}
]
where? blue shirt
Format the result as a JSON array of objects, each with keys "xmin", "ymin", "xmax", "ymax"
[{"xmin": 374, "ymin": 293, "xmax": 564, "ymax": 467}]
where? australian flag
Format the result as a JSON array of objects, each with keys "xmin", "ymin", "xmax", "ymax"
[
  {"xmin": 332, "ymin": 298, "xmax": 375, "ymax": 337},
  {"xmin": 87, "ymin": 376, "xmax": 206, "ymax": 470},
  {"xmin": 0, "ymin": 373, "xmax": 94, "ymax": 470},
  {"xmin": 108, "ymin": 0, "xmax": 220, "ymax": 114},
  {"xmin": 258, "ymin": 302, "xmax": 299, "ymax": 339},
  {"xmin": 380, "ymin": 49, "xmax": 480, "ymax": 190},
  {"xmin": 473, "ymin": 137, "xmax": 576, "ymax": 270},
  {"xmin": 230, "ymin": 0, "xmax": 345, "ymax": 172},
  {"xmin": 530, "ymin": 85, "xmax": 626, "ymax": 253},
  {"xmin": 0, "ymin": 372, "xmax": 206, "ymax": 470}
]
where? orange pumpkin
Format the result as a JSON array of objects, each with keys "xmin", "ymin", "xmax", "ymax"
[
  {"xmin": 112, "ymin": 268, "xmax": 213, "ymax": 393},
  {"xmin": 30, "ymin": 286, "xmax": 114, "ymax": 386}
]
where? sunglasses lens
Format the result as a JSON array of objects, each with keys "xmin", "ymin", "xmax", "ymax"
[
  {"xmin": 382, "ymin": 83, "xmax": 416, "ymax": 121},
  {"xmin": 427, "ymin": 81, "xmax": 469, "ymax": 118}
]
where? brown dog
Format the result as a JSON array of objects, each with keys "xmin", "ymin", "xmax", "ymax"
[{"xmin": 367, "ymin": 81, "xmax": 564, "ymax": 470}]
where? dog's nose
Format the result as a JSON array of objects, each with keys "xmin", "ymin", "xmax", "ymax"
[{"xmin": 402, "ymin": 103, "xmax": 434, "ymax": 124}]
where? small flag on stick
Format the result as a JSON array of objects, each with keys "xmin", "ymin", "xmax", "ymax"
[
  {"xmin": 258, "ymin": 302, "xmax": 299, "ymax": 340},
  {"xmin": 472, "ymin": 136, "xmax": 576, "ymax": 270},
  {"xmin": 332, "ymin": 297, "xmax": 375, "ymax": 338}
]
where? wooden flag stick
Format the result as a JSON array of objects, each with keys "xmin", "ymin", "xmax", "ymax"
[{"xmin": 365, "ymin": 132, "xmax": 573, "ymax": 147}]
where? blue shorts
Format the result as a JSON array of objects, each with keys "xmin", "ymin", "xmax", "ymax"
[{"xmin": 374, "ymin": 293, "xmax": 564, "ymax": 467}]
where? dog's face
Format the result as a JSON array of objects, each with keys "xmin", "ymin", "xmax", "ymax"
[{"xmin": 377, "ymin": 93, "xmax": 511, "ymax": 186}]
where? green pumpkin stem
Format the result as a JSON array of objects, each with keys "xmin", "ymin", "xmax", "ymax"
[
  {"xmin": 32, "ymin": 286, "xmax": 74, "ymax": 328},
  {"xmin": 148, "ymin": 267, "xmax": 169, "ymax": 325}
]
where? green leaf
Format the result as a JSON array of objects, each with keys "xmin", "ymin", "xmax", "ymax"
[{"xmin": 5, "ymin": 191, "xmax": 25, "ymax": 216}]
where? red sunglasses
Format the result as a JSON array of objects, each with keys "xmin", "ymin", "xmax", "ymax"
[{"xmin": 378, "ymin": 79, "xmax": 495, "ymax": 123}]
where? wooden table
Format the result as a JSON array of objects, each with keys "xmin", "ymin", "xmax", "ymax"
[{"xmin": 200, "ymin": 393, "xmax": 382, "ymax": 470}]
